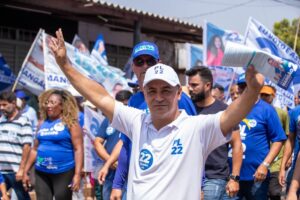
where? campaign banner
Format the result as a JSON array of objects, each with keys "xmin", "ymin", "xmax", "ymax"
[
  {"xmin": 244, "ymin": 17, "xmax": 300, "ymax": 108},
  {"xmin": 190, "ymin": 44, "xmax": 203, "ymax": 68},
  {"xmin": 0, "ymin": 53, "xmax": 15, "ymax": 91},
  {"xmin": 244, "ymin": 17, "xmax": 300, "ymax": 66},
  {"xmin": 90, "ymin": 34, "xmax": 125, "ymax": 77},
  {"xmin": 43, "ymin": 32, "xmax": 82, "ymax": 96},
  {"xmin": 44, "ymin": 32, "xmax": 130, "ymax": 97},
  {"xmin": 83, "ymin": 106, "xmax": 105, "ymax": 172},
  {"xmin": 203, "ymin": 21, "xmax": 244, "ymax": 67},
  {"xmin": 72, "ymin": 34, "xmax": 90, "ymax": 56},
  {"xmin": 203, "ymin": 22, "xmax": 244, "ymax": 100},
  {"xmin": 14, "ymin": 29, "xmax": 45, "ymax": 95},
  {"xmin": 91, "ymin": 34, "xmax": 108, "ymax": 67},
  {"xmin": 208, "ymin": 66, "xmax": 236, "ymax": 101}
]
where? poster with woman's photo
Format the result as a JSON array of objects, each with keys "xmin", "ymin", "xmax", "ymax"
[
  {"xmin": 203, "ymin": 21, "xmax": 244, "ymax": 67},
  {"xmin": 203, "ymin": 22, "xmax": 244, "ymax": 100}
]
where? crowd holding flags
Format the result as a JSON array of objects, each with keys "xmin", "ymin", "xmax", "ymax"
[
  {"xmin": 0, "ymin": 16, "xmax": 298, "ymax": 182},
  {"xmin": 2, "ymin": 17, "xmax": 299, "ymax": 106},
  {"xmin": 0, "ymin": 17, "xmax": 298, "ymax": 111}
]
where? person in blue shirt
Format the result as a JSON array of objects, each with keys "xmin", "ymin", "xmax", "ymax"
[
  {"xmin": 94, "ymin": 90, "xmax": 132, "ymax": 200},
  {"xmin": 227, "ymin": 74, "xmax": 286, "ymax": 200},
  {"xmin": 22, "ymin": 89, "xmax": 83, "ymax": 200},
  {"xmin": 98, "ymin": 41, "xmax": 197, "ymax": 199},
  {"xmin": 0, "ymin": 172, "xmax": 9, "ymax": 200},
  {"xmin": 279, "ymin": 103, "xmax": 300, "ymax": 193}
]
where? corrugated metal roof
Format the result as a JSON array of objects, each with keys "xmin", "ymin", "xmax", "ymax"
[{"xmin": 83, "ymin": 0, "xmax": 201, "ymax": 29}]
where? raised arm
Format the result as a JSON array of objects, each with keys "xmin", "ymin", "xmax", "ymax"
[
  {"xmin": 49, "ymin": 28, "xmax": 115, "ymax": 121},
  {"xmin": 220, "ymin": 65, "xmax": 264, "ymax": 135}
]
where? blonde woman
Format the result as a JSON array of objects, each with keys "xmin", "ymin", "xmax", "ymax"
[{"xmin": 22, "ymin": 89, "xmax": 83, "ymax": 200}]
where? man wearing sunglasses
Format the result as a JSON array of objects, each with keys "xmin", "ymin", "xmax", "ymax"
[{"xmin": 98, "ymin": 41, "xmax": 197, "ymax": 200}]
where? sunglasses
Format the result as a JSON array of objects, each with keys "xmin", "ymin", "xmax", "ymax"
[{"xmin": 133, "ymin": 57, "xmax": 157, "ymax": 67}]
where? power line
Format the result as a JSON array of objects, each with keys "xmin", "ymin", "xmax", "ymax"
[
  {"xmin": 182, "ymin": 0, "xmax": 253, "ymax": 19},
  {"xmin": 270, "ymin": 0, "xmax": 300, "ymax": 7}
]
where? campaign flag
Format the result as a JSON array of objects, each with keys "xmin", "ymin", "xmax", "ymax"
[
  {"xmin": 0, "ymin": 53, "xmax": 15, "ymax": 91},
  {"xmin": 244, "ymin": 17, "xmax": 300, "ymax": 108},
  {"xmin": 44, "ymin": 32, "xmax": 130, "ymax": 97},
  {"xmin": 203, "ymin": 22, "xmax": 244, "ymax": 100},
  {"xmin": 83, "ymin": 106, "xmax": 105, "ymax": 172},
  {"xmin": 43, "ymin": 32, "xmax": 82, "ymax": 96},
  {"xmin": 72, "ymin": 34, "xmax": 90, "ymax": 56},
  {"xmin": 14, "ymin": 29, "xmax": 45, "ymax": 95},
  {"xmin": 203, "ymin": 21, "xmax": 244, "ymax": 67},
  {"xmin": 208, "ymin": 66, "xmax": 236, "ymax": 101},
  {"xmin": 190, "ymin": 44, "xmax": 203, "ymax": 68},
  {"xmin": 90, "ymin": 34, "xmax": 125, "ymax": 77},
  {"xmin": 91, "ymin": 34, "xmax": 108, "ymax": 66}
]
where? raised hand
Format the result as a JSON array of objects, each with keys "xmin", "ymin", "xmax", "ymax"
[
  {"xmin": 49, "ymin": 28, "xmax": 68, "ymax": 67},
  {"xmin": 245, "ymin": 65, "xmax": 264, "ymax": 92}
]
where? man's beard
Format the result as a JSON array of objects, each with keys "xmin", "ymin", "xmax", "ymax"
[{"xmin": 190, "ymin": 91, "xmax": 206, "ymax": 103}]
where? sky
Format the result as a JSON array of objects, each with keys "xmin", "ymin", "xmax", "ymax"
[{"xmin": 104, "ymin": 0, "xmax": 300, "ymax": 34}]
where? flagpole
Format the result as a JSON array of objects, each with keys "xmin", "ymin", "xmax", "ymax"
[
  {"xmin": 294, "ymin": 17, "xmax": 300, "ymax": 51},
  {"xmin": 11, "ymin": 28, "xmax": 44, "ymax": 92}
]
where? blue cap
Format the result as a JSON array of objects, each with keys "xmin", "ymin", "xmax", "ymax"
[
  {"xmin": 131, "ymin": 41, "xmax": 159, "ymax": 60},
  {"xmin": 128, "ymin": 80, "xmax": 139, "ymax": 88},
  {"xmin": 237, "ymin": 73, "xmax": 246, "ymax": 85},
  {"xmin": 15, "ymin": 90, "xmax": 29, "ymax": 100}
]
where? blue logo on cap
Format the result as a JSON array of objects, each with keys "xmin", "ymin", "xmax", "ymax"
[{"xmin": 132, "ymin": 41, "xmax": 159, "ymax": 60}]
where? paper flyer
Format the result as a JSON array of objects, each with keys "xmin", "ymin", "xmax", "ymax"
[{"xmin": 222, "ymin": 42, "xmax": 298, "ymax": 90}]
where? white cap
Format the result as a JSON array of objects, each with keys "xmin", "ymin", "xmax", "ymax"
[{"xmin": 143, "ymin": 63, "xmax": 180, "ymax": 87}]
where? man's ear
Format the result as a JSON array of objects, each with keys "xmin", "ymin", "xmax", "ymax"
[{"xmin": 177, "ymin": 86, "xmax": 182, "ymax": 100}]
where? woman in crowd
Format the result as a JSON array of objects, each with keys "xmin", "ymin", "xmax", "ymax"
[
  {"xmin": 22, "ymin": 89, "xmax": 83, "ymax": 200},
  {"xmin": 206, "ymin": 35, "xmax": 225, "ymax": 66}
]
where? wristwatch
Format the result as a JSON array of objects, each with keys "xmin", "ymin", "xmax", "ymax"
[
  {"xmin": 262, "ymin": 161, "xmax": 270, "ymax": 168},
  {"xmin": 229, "ymin": 174, "xmax": 240, "ymax": 182}
]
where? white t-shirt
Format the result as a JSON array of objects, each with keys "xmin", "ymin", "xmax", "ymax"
[{"xmin": 112, "ymin": 102, "xmax": 230, "ymax": 200}]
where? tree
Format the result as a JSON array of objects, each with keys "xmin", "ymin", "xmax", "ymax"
[{"xmin": 273, "ymin": 18, "xmax": 300, "ymax": 56}]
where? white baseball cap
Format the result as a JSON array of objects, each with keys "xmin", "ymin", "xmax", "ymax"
[{"xmin": 143, "ymin": 63, "xmax": 180, "ymax": 87}]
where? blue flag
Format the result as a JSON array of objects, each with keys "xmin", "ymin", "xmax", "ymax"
[{"xmin": 0, "ymin": 53, "xmax": 15, "ymax": 91}]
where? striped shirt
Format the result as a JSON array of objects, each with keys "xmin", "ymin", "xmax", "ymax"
[{"xmin": 0, "ymin": 114, "xmax": 33, "ymax": 172}]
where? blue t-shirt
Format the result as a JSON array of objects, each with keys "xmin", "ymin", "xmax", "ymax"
[
  {"xmin": 228, "ymin": 100, "xmax": 286, "ymax": 180},
  {"xmin": 0, "ymin": 172, "xmax": 4, "ymax": 184},
  {"xmin": 288, "ymin": 106, "xmax": 300, "ymax": 167},
  {"xmin": 35, "ymin": 119, "xmax": 75, "ymax": 174},
  {"xmin": 96, "ymin": 118, "xmax": 121, "ymax": 181},
  {"xmin": 289, "ymin": 105, "xmax": 300, "ymax": 140},
  {"xmin": 112, "ymin": 91, "xmax": 197, "ymax": 189},
  {"xmin": 78, "ymin": 111, "xmax": 84, "ymax": 128}
]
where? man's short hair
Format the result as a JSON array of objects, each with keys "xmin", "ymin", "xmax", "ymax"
[
  {"xmin": 0, "ymin": 91, "xmax": 16, "ymax": 103},
  {"xmin": 213, "ymin": 84, "xmax": 225, "ymax": 92},
  {"xmin": 115, "ymin": 90, "xmax": 133, "ymax": 102},
  {"xmin": 185, "ymin": 66, "xmax": 213, "ymax": 88}
]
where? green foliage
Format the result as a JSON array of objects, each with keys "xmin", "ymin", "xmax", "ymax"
[{"xmin": 273, "ymin": 18, "xmax": 300, "ymax": 56}]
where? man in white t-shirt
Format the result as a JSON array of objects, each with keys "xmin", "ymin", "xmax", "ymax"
[{"xmin": 49, "ymin": 28, "xmax": 265, "ymax": 200}]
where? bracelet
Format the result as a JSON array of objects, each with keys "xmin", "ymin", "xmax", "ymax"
[{"xmin": 262, "ymin": 161, "xmax": 270, "ymax": 168}]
